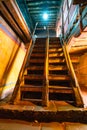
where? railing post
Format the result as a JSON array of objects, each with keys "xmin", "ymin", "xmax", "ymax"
[{"xmin": 42, "ymin": 35, "xmax": 49, "ymax": 106}]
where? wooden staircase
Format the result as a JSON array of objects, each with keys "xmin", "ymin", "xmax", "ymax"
[
  {"xmin": 12, "ymin": 37, "xmax": 83, "ymax": 107},
  {"xmin": 20, "ymin": 38, "xmax": 46, "ymax": 103},
  {"xmin": 48, "ymin": 38, "xmax": 74, "ymax": 101}
]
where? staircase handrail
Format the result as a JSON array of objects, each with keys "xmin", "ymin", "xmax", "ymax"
[{"xmin": 61, "ymin": 38, "xmax": 84, "ymax": 107}]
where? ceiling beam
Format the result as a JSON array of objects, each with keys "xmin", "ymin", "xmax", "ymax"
[
  {"xmin": 29, "ymin": 10, "xmax": 58, "ymax": 14},
  {"xmin": 26, "ymin": 0, "xmax": 61, "ymax": 6},
  {"xmin": 27, "ymin": 6, "xmax": 60, "ymax": 10}
]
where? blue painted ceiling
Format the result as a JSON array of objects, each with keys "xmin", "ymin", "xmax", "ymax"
[{"xmin": 16, "ymin": 0, "xmax": 63, "ymax": 34}]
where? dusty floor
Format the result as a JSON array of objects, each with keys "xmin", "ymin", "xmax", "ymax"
[
  {"xmin": 0, "ymin": 119, "xmax": 87, "ymax": 130},
  {"xmin": 0, "ymin": 94, "xmax": 87, "ymax": 129}
]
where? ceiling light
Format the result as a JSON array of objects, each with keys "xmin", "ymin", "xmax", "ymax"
[{"xmin": 43, "ymin": 13, "xmax": 48, "ymax": 20}]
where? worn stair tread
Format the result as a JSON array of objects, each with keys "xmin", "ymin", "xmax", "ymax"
[
  {"xmin": 29, "ymin": 59, "xmax": 44, "ymax": 63},
  {"xmin": 49, "ymin": 59, "xmax": 65, "ymax": 63},
  {"xmin": 49, "ymin": 75, "xmax": 70, "ymax": 80},
  {"xmin": 49, "ymin": 44, "xmax": 61, "ymax": 48},
  {"xmin": 71, "ymin": 59, "xmax": 79, "ymax": 64},
  {"xmin": 49, "ymin": 50, "xmax": 63, "ymax": 54},
  {"xmin": 49, "ymin": 85, "xmax": 72, "ymax": 89},
  {"xmin": 49, "ymin": 53, "xmax": 64, "ymax": 57},
  {"xmin": 49, "ymin": 48, "xmax": 63, "ymax": 52},
  {"xmin": 49, "ymin": 65, "xmax": 67, "ymax": 70},
  {"xmin": 24, "ymin": 75, "xmax": 44, "ymax": 80},
  {"xmin": 35, "ymin": 44, "xmax": 45, "ymax": 46},
  {"xmin": 20, "ymin": 85, "xmax": 73, "ymax": 94},
  {"xmin": 31, "ymin": 53, "xmax": 45, "ymax": 57},
  {"xmin": 32, "ymin": 49, "xmax": 45, "ymax": 52},
  {"xmin": 34, "ymin": 46, "xmax": 45, "ymax": 48},
  {"xmin": 21, "ymin": 85, "xmax": 42, "ymax": 92},
  {"xmin": 27, "ymin": 66, "xmax": 44, "ymax": 70},
  {"xmin": 49, "ymin": 86, "xmax": 73, "ymax": 93}
]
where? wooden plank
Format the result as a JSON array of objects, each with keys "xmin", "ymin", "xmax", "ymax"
[
  {"xmin": 27, "ymin": 66, "xmax": 44, "ymax": 70},
  {"xmin": 73, "ymin": 0, "xmax": 87, "ymax": 4},
  {"xmin": 49, "ymin": 86, "xmax": 73, "ymax": 94},
  {"xmin": 49, "ymin": 75, "xmax": 70, "ymax": 81},
  {"xmin": 24, "ymin": 75, "xmax": 44, "ymax": 80},
  {"xmin": 49, "ymin": 65, "xmax": 67, "ymax": 71},
  {"xmin": 0, "ymin": 2, "xmax": 26, "ymax": 41},
  {"xmin": 49, "ymin": 48, "xmax": 63, "ymax": 52},
  {"xmin": 4, "ymin": 0, "xmax": 31, "ymax": 41},
  {"xmin": 20, "ymin": 85, "xmax": 73, "ymax": 94},
  {"xmin": 21, "ymin": 85, "xmax": 42, "ymax": 92},
  {"xmin": 29, "ymin": 59, "xmax": 44, "ymax": 63},
  {"xmin": 49, "ymin": 59, "xmax": 65, "ymax": 63},
  {"xmin": 31, "ymin": 53, "xmax": 45, "ymax": 57},
  {"xmin": 42, "ymin": 37, "xmax": 49, "ymax": 106},
  {"xmin": 49, "ymin": 53, "xmax": 64, "ymax": 57}
]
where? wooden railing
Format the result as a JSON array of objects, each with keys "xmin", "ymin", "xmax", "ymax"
[
  {"xmin": 42, "ymin": 37, "xmax": 49, "ymax": 106},
  {"xmin": 61, "ymin": 39, "xmax": 84, "ymax": 107},
  {"xmin": 10, "ymin": 39, "xmax": 33, "ymax": 103}
]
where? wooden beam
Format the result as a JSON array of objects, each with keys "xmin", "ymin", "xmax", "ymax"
[
  {"xmin": 26, "ymin": 1, "xmax": 61, "ymax": 6},
  {"xmin": 27, "ymin": 6, "xmax": 60, "ymax": 10},
  {"xmin": 0, "ymin": 1, "xmax": 31, "ymax": 42},
  {"xmin": 0, "ymin": 2, "xmax": 27, "ymax": 42},
  {"xmin": 29, "ymin": 10, "xmax": 58, "ymax": 14},
  {"xmin": 4, "ymin": 0, "xmax": 31, "ymax": 41},
  {"xmin": 73, "ymin": 0, "xmax": 87, "ymax": 4}
]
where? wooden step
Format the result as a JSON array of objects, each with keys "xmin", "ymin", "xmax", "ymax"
[
  {"xmin": 49, "ymin": 65, "xmax": 67, "ymax": 71},
  {"xmin": 32, "ymin": 49, "xmax": 45, "ymax": 52},
  {"xmin": 49, "ymin": 59, "xmax": 65, "ymax": 63},
  {"xmin": 71, "ymin": 59, "xmax": 79, "ymax": 64},
  {"xmin": 30, "ymin": 56, "xmax": 45, "ymax": 59},
  {"xmin": 24, "ymin": 75, "xmax": 43, "ymax": 80},
  {"xmin": 21, "ymin": 85, "xmax": 42, "ymax": 92},
  {"xmin": 49, "ymin": 48, "xmax": 62, "ymax": 52},
  {"xmin": 49, "ymin": 53, "xmax": 64, "ymax": 57},
  {"xmin": 31, "ymin": 53, "xmax": 45, "ymax": 57},
  {"xmin": 32, "ymin": 51, "xmax": 45, "ymax": 54},
  {"xmin": 49, "ymin": 50, "xmax": 62, "ymax": 54},
  {"xmin": 20, "ymin": 85, "xmax": 73, "ymax": 94},
  {"xmin": 27, "ymin": 69, "xmax": 44, "ymax": 75},
  {"xmin": 29, "ymin": 59, "xmax": 44, "ymax": 63},
  {"xmin": 49, "ymin": 86, "xmax": 73, "ymax": 94},
  {"xmin": 27, "ymin": 66, "xmax": 43, "ymax": 71},
  {"xmin": 34, "ymin": 45, "xmax": 45, "ymax": 48},
  {"xmin": 49, "ymin": 75, "xmax": 70, "ymax": 81},
  {"xmin": 49, "ymin": 61, "xmax": 66, "ymax": 65},
  {"xmin": 49, "ymin": 45, "xmax": 61, "ymax": 48},
  {"xmin": 49, "ymin": 56, "xmax": 64, "ymax": 60}
]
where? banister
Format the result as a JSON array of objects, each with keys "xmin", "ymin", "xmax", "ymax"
[
  {"xmin": 10, "ymin": 39, "xmax": 33, "ymax": 103},
  {"xmin": 42, "ymin": 37, "xmax": 49, "ymax": 106},
  {"xmin": 61, "ymin": 39, "xmax": 84, "ymax": 107}
]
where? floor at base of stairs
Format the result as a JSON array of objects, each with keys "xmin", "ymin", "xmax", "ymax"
[
  {"xmin": 0, "ymin": 100, "xmax": 87, "ymax": 123},
  {"xmin": 0, "ymin": 119, "xmax": 87, "ymax": 130}
]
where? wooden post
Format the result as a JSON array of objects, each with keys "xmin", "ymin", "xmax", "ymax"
[{"xmin": 42, "ymin": 34, "xmax": 49, "ymax": 106}]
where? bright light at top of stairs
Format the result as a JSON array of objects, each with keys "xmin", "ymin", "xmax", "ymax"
[{"xmin": 43, "ymin": 13, "xmax": 48, "ymax": 20}]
